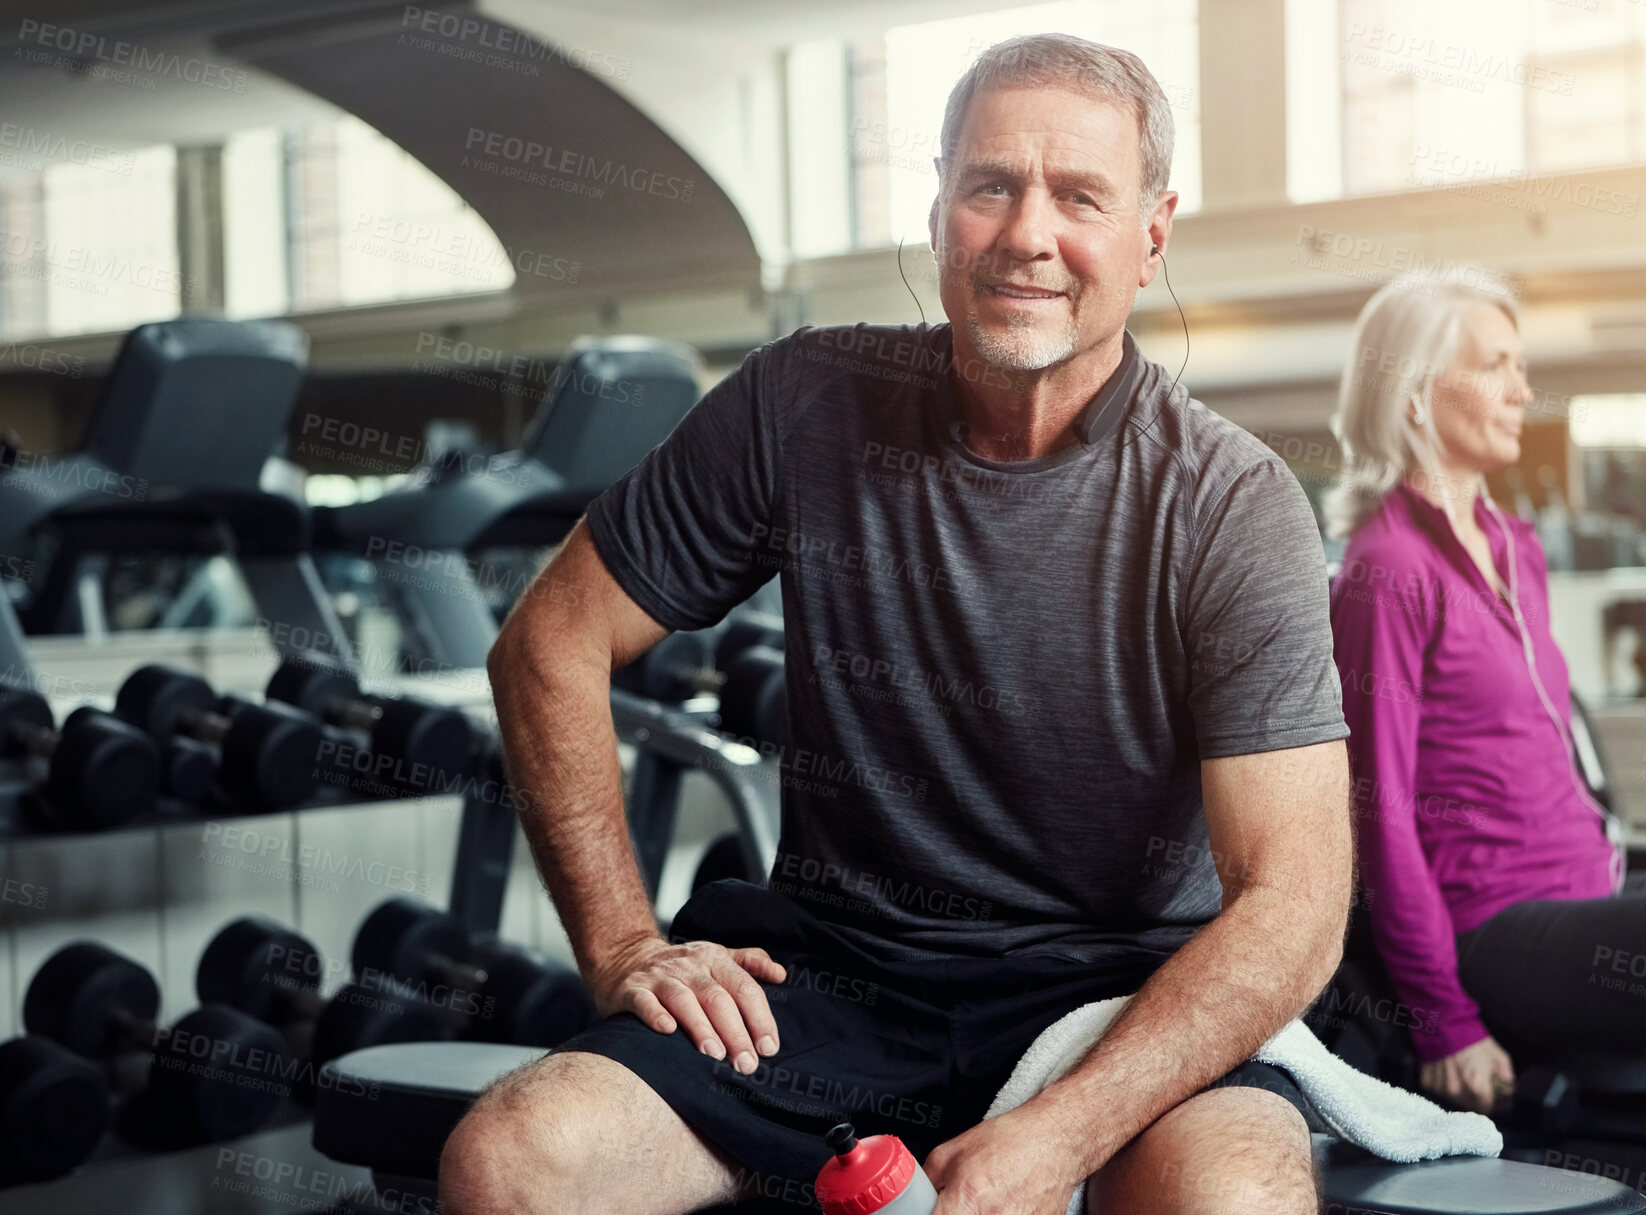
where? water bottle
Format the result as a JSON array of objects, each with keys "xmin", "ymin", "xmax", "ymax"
[{"xmin": 815, "ymin": 1122, "xmax": 938, "ymax": 1215}]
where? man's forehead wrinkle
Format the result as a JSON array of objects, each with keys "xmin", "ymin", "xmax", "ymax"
[
  {"xmin": 956, "ymin": 118, "xmax": 1139, "ymax": 186},
  {"xmin": 955, "ymin": 149, "xmax": 1129, "ymax": 194},
  {"xmin": 960, "ymin": 118, "xmax": 1110, "ymax": 159},
  {"xmin": 961, "ymin": 87, "xmax": 1135, "ymax": 139}
]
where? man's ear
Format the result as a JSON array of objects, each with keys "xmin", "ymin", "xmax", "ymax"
[
  {"xmin": 928, "ymin": 196, "xmax": 940, "ymax": 253},
  {"xmin": 1139, "ymin": 189, "xmax": 1181, "ymax": 288}
]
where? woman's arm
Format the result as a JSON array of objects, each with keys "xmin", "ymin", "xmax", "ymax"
[{"xmin": 1330, "ymin": 555, "xmax": 1490, "ymax": 1062}]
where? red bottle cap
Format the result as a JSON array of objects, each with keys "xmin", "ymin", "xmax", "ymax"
[{"xmin": 815, "ymin": 1123, "xmax": 918, "ymax": 1215}]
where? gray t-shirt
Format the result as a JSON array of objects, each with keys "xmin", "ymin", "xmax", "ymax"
[{"xmin": 585, "ymin": 322, "xmax": 1348, "ymax": 965}]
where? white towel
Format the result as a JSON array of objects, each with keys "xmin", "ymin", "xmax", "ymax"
[{"xmin": 985, "ymin": 995, "xmax": 1502, "ymax": 1215}]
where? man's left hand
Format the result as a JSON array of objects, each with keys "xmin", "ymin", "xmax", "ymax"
[{"xmin": 924, "ymin": 1105, "xmax": 1091, "ymax": 1214}]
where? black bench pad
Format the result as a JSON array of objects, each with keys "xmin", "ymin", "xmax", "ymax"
[{"xmin": 315, "ymin": 1043, "xmax": 1646, "ymax": 1214}]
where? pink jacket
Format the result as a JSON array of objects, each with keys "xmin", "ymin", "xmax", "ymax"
[{"xmin": 1330, "ymin": 481, "xmax": 1621, "ymax": 1061}]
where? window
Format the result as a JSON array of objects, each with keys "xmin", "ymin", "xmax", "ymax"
[
  {"xmin": 287, "ymin": 115, "xmax": 513, "ymax": 311},
  {"xmin": 787, "ymin": 41, "xmax": 854, "ymax": 259},
  {"xmin": 881, "ymin": 0, "xmax": 1201, "ymax": 246},
  {"xmin": 0, "ymin": 146, "xmax": 180, "ymax": 341},
  {"xmin": 1291, "ymin": 0, "xmax": 1646, "ymax": 201},
  {"xmin": 223, "ymin": 129, "xmax": 288, "ymax": 320},
  {"xmin": 1537, "ymin": 394, "xmax": 1646, "ymax": 575},
  {"xmin": 790, "ymin": 1, "xmax": 1202, "ymax": 257},
  {"xmin": 0, "ymin": 115, "xmax": 512, "ymax": 339},
  {"xmin": 0, "ymin": 177, "xmax": 47, "ymax": 340}
]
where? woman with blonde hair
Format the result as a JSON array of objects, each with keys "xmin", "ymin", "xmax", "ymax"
[{"xmin": 1326, "ymin": 272, "xmax": 1641, "ymax": 1118}]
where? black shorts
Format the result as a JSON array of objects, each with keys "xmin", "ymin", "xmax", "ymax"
[{"xmin": 550, "ymin": 880, "xmax": 1309, "ymax": 1204}]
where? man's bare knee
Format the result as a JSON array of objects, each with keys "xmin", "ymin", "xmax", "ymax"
[
  {"xmin": 439, "ymin": 1051, "xmax": 740, "ymax": 1215},
  {"xmin": 439, "ymin": 1058, "xmax": 578, "ymax": 1215},
  {"xmin": 1088, "ymin": 1086, "xmax": 1318, "ymax": 1215}
]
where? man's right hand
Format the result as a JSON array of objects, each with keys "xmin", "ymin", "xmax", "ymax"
[
  {"xmin": 1419, "ymin": 1035, "xmax": 1515, "ymax": 1116},
  {"xmin": 587, "ymin": 937, "xmax": 787, "ymax": 1075}
]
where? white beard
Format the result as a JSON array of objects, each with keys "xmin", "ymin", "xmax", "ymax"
[{"xmin": 966, "ymin": 305, "xmax": 1077, "ymax": 372}]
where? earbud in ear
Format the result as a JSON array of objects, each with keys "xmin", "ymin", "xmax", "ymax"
[{"xmin": 1151, "ymin": 244, "xmax": 1160, "ymax": 257}]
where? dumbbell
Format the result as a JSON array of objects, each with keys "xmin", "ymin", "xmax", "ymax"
[
  {"xmin": 353, "ymin": 898, "xmax": 596, "ymax": 1047},
  {"xmin": 114, "ymin": 665, "xmax": 322, "ymax": 811},
  {"xmin": 265, "ymin": 658, "xmax": 473, "ymax": 795},
  {"xmin": 0, "ymin": 687, "xmax": 160, "ymax": 830},
  {"xmin": 467, "ymin": 940, "xmax": 599, "ymax": 1047},
  {"xmin": 310, "ymin": 977, "xmax": 455, "ymax": 1067},
  {"xmin": 717, "ymin": 646, "xmax": 788, "ymax": 749},
  {"xmin": 195, "ymin": 916, "xmax": 454, "ymax": 1074},
  {"xmin": 64, "ymin": 707, "xmax": 215, "ymax": 806},
  {"xmin": 714, "ymin": 611, "xmax": 783, "ymax": 671},
  {"xmin": 0, "ymin": 1034, "xmax": 110, "ymax": 1184},
  {"xmin": 614, "ymin": 615, "xmax": 785, "ymax": 705},
  {"xmin": 613, "ymin": 629, "xmax": 721, "ymax": 703},
  {"xmin": 23, "ymin": 941, "xmax": 291, "ymax": 1144}
]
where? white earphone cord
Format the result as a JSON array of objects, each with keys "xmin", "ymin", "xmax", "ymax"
[{"xmin": 1483, "ymin": 494, "xmax": 1628, "ymax": 894}]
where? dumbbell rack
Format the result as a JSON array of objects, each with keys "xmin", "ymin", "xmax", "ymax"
[
  {"xmin": 0, "ymin": 592, "xmax": 780, "ymax": 1181},
  {"xmin": 0, "ymin": 601, "xmax": 482, "ymax": 844},
  {"xmin": 0, "ymin": 748, "xmax": 472, "ymax": 844},
  {"xmin": 2, "ymin": 575, "xmax": 775, "ymax": 901}
]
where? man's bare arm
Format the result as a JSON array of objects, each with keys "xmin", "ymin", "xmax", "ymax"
[
  {"xmin": 487, "ymin": 519, "xmax": 670, "ymax": 981},
  {"xmin": 1016, "ymin": 740, "xmax": 1353, "ymax": 1175},
  {"xmin": 487, "ymin": 521, "xmax": 787, "ymax": 1072}
]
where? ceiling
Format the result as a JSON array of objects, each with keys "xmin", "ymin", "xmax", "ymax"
[
  {"xmin": 0, "ymin": 0, "xmax": 1059, "ymax": 162},
  {"xmin": 0, "ymin": 0, "xmax": 770, "ymax": 298},
  {"xmin": 223, "ymin": 4, "xmax": 764, "ymax": 299},
  {"xmin": 0, "ymin": 2, "xmax": 367, "ymax": 180},
  {"xmin": 0, "ymin": 0, "xmax": 1059, "ymax": 298}
]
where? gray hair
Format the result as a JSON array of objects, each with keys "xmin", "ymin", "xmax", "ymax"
[
  {"xmin": 939, "ymin": 33, "xmax": 1175, "ymax": 224},
  {"xmin": 1323, "ymin": 273, "xmax": 1520, "ymax": 540}
]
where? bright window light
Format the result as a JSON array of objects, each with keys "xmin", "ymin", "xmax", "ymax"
[
  {"xmin": 42, "ymin": 145, "xmax": 180, "ymax": 337},
  {"xmin": 1571, "ymin": 395, "xmax": 1646, "ymax": 449},
  {"xmin": 880, "ymin": 0, "xmax": 1202, "ymax": 247},
  {"xmin": 289, "ymin": 115, "xmax": 514, "ymax": 311},
  {"xmin": 223, "ymin": 129, "xmax": 288, "ymax": 319}
]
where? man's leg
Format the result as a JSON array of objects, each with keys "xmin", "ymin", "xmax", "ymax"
[
  {"xmin": 1085, "ymin": 1086, "xmax": 1319, "ymax": 1215},
  {"xmin": 439, "ymin": 1050, "xmax": 742, "ymax": 1215}
]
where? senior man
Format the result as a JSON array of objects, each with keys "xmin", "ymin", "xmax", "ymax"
[{"xmin": 443, "ymin": 31, "xmax": 1352, "ymax": 1215}]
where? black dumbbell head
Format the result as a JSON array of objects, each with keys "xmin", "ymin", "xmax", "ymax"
[
  {"xmin": 718, "ymin": 646, "xmax": 788, "ymax": 749},
  {"xmin": 24, "ymin": 942, "xmax": 161, "ymax": 1059},
  {"xmin": 370, "ymin": 699, "xmax": 473, "ymax": 791},
  {"xmin": 45, "ymin": 713, "xmax": 161, "ymax": 830},
  {"xmin": 0, "ymin": 1035, "xmax": 110, "ymax": 1184},
  {"xmin": 197, "ymin": 917, "xmax": 321, "ymax": 1024},
  {"xmin": 145, "ymin": 1005, "xmax": 289, "ymax": 1143},
  {"xmin": 0, "ymin": 686, "xmax": 53, "ymax": 758},
  {"xmin": 353, "ymin": 899, "xmax": 468, "ymax": 986},
  {"xmin": 216, "ymin": 700, "xmax": 322, "ymax": 810},
  {"xmin": 67, "ymin": 707, "xmax": 211, "ymax": 805},
  {"xmin": 470, "ymin": 948, "xmax": 596, "ymax": 1047},
  {"xmin": 311, "ymin": 978, "xmax": 454, "ymax": 1066},
  {"xmin": 714, "ymin": 613, "xmax": 784, "ymax": 673},
  {"xmin": 160, "ymin": 737, "xmax": 217, "ymax": 804},
  {"xmin": 615, "ymin": 631, "xmax": 715, "ymax": 703},
  {"xmin": 114, "ymin": 666, "xmax": 215, "ymax": 739},
  {"xmin": 266, "ymin": 659, "xmax": 360, "ymax": 717}
]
